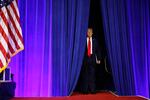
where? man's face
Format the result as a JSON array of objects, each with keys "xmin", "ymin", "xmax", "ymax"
[{"xmin": 87, "ymin": 28, "xmax": 93, "ymax": 37}]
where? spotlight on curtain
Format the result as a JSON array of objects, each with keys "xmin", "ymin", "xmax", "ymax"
[
  {"xmin": 101, "ymin": 0, "xmax": 150, "ymax": 98},
  {"xmin": 9, "ymin": 0, "xmax": 52, "ymax": 97},
  {"xmin": 52, "ymin": 0, "xmax": 90, "ymax": 96}
]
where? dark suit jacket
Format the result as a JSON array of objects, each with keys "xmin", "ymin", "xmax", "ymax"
[
  {"xmin": 79, "ymin": 37, "xmax": 101, "ymax": 92},
  {"xmin": 83, "ymin": 37, "xmax": 101, "ymax": 66}
]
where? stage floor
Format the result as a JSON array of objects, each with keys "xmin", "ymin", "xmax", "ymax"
[{"xmin": 10, "ymin": 91, "xmax": 148, "ymax": 100}]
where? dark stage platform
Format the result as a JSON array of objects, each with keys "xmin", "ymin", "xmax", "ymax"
[{"xmin": 0, "ymin": 82, "xmax": 16, "ymax": 100}]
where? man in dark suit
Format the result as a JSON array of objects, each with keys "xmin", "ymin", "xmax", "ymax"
[{"xmin": 81, "ymin": 28, "xmax": 101, "ymax": 94}]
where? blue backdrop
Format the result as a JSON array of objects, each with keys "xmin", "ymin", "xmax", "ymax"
[
  {"xmin": 52, "ymin": 0, "xmax": 90, "ymax": 96},
  {"xmin": 8, "ymin": 0, "xmax": 150, "ymax": 98},
  {"xmin": 9, "ymin": 0, "xmax": 90, "ymax": 97},
  {"xmin": 101, "ymin": 0, "xmax": 150, "ymax": 98}
]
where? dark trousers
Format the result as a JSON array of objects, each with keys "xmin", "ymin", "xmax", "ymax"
[{"xmin": 81, "ymin": 55, "xmax": 96, "ymax": 93}]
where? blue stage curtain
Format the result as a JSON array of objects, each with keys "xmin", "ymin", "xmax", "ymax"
[
  {"xmin": 52, "ymin": 0, "xmax": 90, "ymax": 96},
  {"xmin": 9, "ymin": 0, "xmax": 90, "ymax": 97},
  {"xmin": 101, "ymin": 0, "xmax": 150, "ymax": 98},
  {"xmin": 9, "ymin": 0, "xmax": 52, "ymax": 97}
]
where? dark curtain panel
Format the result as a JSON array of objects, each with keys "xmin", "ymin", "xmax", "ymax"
[
  {"xmin": 88, "ymin": 0, "xmax": 115, "ymax": 91},
  {"xmin": 52, "ymin": 0, "xmax": 90, "ymax": 96},
  {"xmin": 101, "ymin": 0, "xmax": 150, "ymax": 98}
]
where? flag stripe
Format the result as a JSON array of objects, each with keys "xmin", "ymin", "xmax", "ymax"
[
  {"xmin": 8, "ymin": 23, "xmax": 20, "ymax": 50},
  {"xmin": 0, "ymin": 8, "xmax": 18, "ymax": 52},
  {"xmin": 0, "ymin": 60, "xmax": 3, "ymax": 68},
  {"xmin": 0, "ymin": 0, "xmax": 24, "ymax": 72},
  {"xmin": 7, "ymin": 5, "xmax": 22, "ymax": 37},
  {"xmin": 0, "ymin": 32, "xmax": 9, "ymax": 53},
  {"xmin": 10, "ymin": 1, "xmax": 20, "ymax": 24},
  {"xmin": 0, "ymin": 26, "xmax": 9, "ymax": 52},
  {"xmin": 6, "ymin": 7, "xmax": 23, "ymax": 44},
  {"xmin": 0, "ymin": 21, "xmax": 15, "ymax": 55},
  {"xmin": 0, "ymin": 51, "xmax": 6, "ymax": 66},
  {"xmin": 0, "ymin": 9, "xmax": 20, "ymax": 50},
  {"xmin": 0, "ymin": 42, "xmax": 7, "ymax": 58},
  {"xmin": 0, "ymin": 42, "xmax": 10, "ymax": 60},
  {"xmin": 0, "ymin": 15, "xmax": 16, "ymax": 54},
  {"xmin": 8, "ymin": 21, "xmax": 22, "ymax": 49},
  {"xmin": 13, "ymin": 0, "xmax": 20, "ymax": 17},
  {"xmin": 1, "ymin": 7, "xmax": 22, "ymax": 50}
]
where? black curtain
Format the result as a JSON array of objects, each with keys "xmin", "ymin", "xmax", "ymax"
[{"xmin": 75, "ymin": 0, "xmax": 115, "ymax": 92}]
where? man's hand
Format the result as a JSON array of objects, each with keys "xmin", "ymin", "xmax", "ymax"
[
  {"xmin": 96, "ymin": 60, "xmax": 101, "ymax": 64},
  {"xmin": 96, "ymin": 55, "xmax": 101, "ymax": 64}
]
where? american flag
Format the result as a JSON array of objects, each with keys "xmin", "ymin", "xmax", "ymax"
[{"xmin": 0, "ymin": 0, "xmax": 24, "ymax": 73}]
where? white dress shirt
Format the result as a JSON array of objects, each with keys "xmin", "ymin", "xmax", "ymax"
[{"xmin": 87, "ymin": 37, "xmax": 93, "ymax": 54}]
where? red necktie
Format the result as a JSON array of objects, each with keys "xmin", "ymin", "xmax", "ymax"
[{"xmin": 87, "ymin": 37, "xmax": 91, "ymax": 57}]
